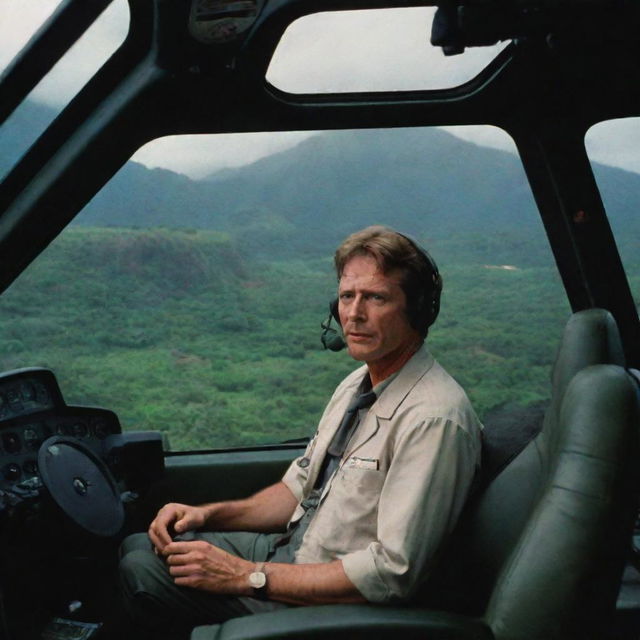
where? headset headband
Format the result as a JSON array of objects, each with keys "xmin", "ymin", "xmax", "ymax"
[{"xmin": 398, "ymin": 233, "xmax": 442, "ymax": 331}]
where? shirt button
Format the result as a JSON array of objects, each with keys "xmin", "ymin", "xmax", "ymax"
[{"xmin": 297, "ymin": 457, "xmax": 310, "ymax": 468}]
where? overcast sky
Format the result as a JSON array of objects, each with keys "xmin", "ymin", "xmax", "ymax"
[{"xmin": 1, "ymin": 0, "xmax": 638, "ymax": 178}]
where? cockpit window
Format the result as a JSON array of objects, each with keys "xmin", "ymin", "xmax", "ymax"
[
  {"xmin": 0, "ymin": 125, "xmax": 568, "ymax": 451},
  {"xmin": 266, "ymin": 8, "xmax": 509, "ymax": 94},
  {"xmin": 585, "ymin": 118, "xmax": 640, "ymax": 307},
  {"xmin": 1, "ymin": 1, "xmax": 59, "ymax": 64},
  {"xmin": 0, "ymin": 0, "xmax": 129, "ymax": 180}
]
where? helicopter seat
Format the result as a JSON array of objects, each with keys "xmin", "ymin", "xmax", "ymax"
[
  {"xmin": 421, "ymin": 307, "xmax": 628, "ymax": 615},
  {"xmin": 190, "ymin": 310, "xmax": 638, "ymax": 640}
]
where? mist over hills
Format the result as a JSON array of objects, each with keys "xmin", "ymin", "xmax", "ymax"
[
  {"xmin": 81, "ymin": 127, "xmax": 541, "ymax": 252},
  {"xmin": 3, "ymin": 100, "xmax": 640, "ymax": 266}
]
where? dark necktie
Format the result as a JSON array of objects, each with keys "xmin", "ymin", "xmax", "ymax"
[
  {"xmin": 327, "ymin": 389, "xmax": 377, "ymax": 458},
  {"xmin": 274, "ymin": 385, "xmax": 378, "ymax": 556},
  {"xmin": 313, "ymin": 386, "xmax": 377, "ymax": 491}
]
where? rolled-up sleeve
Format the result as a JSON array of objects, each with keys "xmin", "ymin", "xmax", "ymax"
[
  {"xmin": 341, "ymin": 417, "xmax": 480, "ymax": 602},
  {"xmin": 281, "ymin": 451, "xmax": 310, "ymax": 503}
]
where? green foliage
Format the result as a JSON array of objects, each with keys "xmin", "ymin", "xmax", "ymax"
[
  {"xmin": 0, "ymin": 227, "xmax": 569, "ymax": 451},
  {"xmin": 1, "ymin": 102, "xmax": 634, "ymax": 452}
]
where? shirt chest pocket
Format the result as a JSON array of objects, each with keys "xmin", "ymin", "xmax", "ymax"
[
  {"xmin": 313, "ymin": 466, "xmax": 387, "ymax": 555},
  {"xmin": 338, "ymin": 465, "xmax": 386, "ymax": 495}
]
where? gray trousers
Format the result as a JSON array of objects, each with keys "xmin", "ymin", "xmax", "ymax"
[{"xmin": 116, "ymin": 530, "xmax": 288, "ymax": 639}]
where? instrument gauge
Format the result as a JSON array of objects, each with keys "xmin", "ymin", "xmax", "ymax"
[
  {"xmin": 20, "ymin": 382, "xmax": 36, "ymax": 402},
  {"xmin": 72, "ymin": 422, "xmax": 88, "ymax": 438},
  {"xmin": 6, "ymin": 390, "xmax": 20, "ymax": 406},
  {"xmin": 2, "ymin": 432, "xmax": 21, "ymax": 454},
  {"xmin": 3, "ymin": 463, "xmax": 21, "ymax": 482},
  {"xmin": 56, "ymin": 423, "xmax": 70, "ymax": 436},
  {"xmin": 23, "ymin": 427, "xmax": 40, "ymax": 451},
  {"xmin": 92, "ymin": 418, "xmax": 113, "ymax": 439}
]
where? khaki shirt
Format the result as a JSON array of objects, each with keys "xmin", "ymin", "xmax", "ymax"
[{"xmin": 281, "ymin": 345, "xmax": 482, "ymax": 603}]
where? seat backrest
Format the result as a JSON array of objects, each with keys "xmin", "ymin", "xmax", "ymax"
[
  {"xmin": 485, "ymin": 364, "xmax": 640, "ymax": 640},
  {"xmin": 421, "ymin": 309, "xmax": 626, "ymax": 616}
]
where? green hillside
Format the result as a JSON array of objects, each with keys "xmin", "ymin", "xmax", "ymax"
[{"xmin": 0, "ymin": 227, "xmax": 569, "ymax": 451}]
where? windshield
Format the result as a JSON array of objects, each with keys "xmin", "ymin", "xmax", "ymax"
[
  {"xmin": 0, "ymin": 123, "xmax": 571, "ymax": 450},
  {"xmin": 2, "ymin": 5, "xmax": 596, "ymax": 451}
]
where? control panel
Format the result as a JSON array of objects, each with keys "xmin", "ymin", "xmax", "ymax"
[{"xmin": 0, "ymin": 368, "xmax": 121, "ymax": 500}]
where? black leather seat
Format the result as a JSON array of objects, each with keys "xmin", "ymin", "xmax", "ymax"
[
  {"xmin": 191, "ymin": 309, "xmax": 639, "ymax": 640},
  {"xmin": 422, "ymin": 308, "xmax": 629, "ymax": 617}
]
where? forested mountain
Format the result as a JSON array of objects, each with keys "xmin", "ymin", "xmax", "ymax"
[
  {"xmin": 78, "ymin": 127, "xmax": 537, "ymax": 240},
  {"xmin": 3, "ymin": 100, "xmax": 639, "ymax": 267}
]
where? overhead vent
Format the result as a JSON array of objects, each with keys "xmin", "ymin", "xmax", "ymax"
[{"xmin": 189, "ymin": 0, "xmax": 263, "ymax": 44}]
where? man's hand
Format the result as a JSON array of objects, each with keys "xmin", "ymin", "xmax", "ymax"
[
  {"xmin": 147, "ymin": 482, "xmax": 297, "ymax": 554},
  {"xmin": 162, "ymin": 540, "xmax": 253, "ymax": 596},
  {"xmin": 161, "ymin": 541, "xmax": 365, "ymax": 605},
  {"xmin": 148, "ymin": 503, "xmax": 207, "ymax": 552}
]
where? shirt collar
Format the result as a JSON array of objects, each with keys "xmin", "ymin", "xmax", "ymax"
[{"xmin": 371, "ymin": 344, "xmax": 435, "ymax": 419}]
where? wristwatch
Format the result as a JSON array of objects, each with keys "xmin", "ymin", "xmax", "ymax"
[{"xmin": 248, "ymin": 561, "xmax": 268, "ymax": 598}]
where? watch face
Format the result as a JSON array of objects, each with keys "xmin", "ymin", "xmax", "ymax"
[{"xmin": 249, "ymin": 571, "xmax": 267, "ymax": 589}]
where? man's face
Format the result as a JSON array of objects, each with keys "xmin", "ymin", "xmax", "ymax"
[{"xmin": 338, "ymin": 254, "xmax": 420, "ymax": 369}]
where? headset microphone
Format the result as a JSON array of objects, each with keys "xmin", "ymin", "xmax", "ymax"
[{"xmin": 321, "ymin": 304, "xmax": 346, "ymax": 351}]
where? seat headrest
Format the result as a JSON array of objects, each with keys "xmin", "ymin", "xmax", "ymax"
[{"xmin": 549, "ymin": 308, "xmax": 624, "ymax": 423}]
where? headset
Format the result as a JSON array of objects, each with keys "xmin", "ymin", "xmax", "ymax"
[{"xmin": 321, "ymin": 233, "xmax": 443, "ymax": 351}]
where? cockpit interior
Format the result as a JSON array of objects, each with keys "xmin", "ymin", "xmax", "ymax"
[{"xmin": 1, "ymin": 0, "xmax": 640, "ymax": 638}]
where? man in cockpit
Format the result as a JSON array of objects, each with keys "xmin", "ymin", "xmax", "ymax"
[{"xmin": 112, "ymin": 225, "xmax": 482, "ymax": 638}]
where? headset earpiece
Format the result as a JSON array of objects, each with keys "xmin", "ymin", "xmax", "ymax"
[
  {"xmin": 397, "ymin": 233, "xmax": 442, "ymax": 332},
  {"xmin": 321, "ymin": 301, "xmax": 345, "ymax": 351}
]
